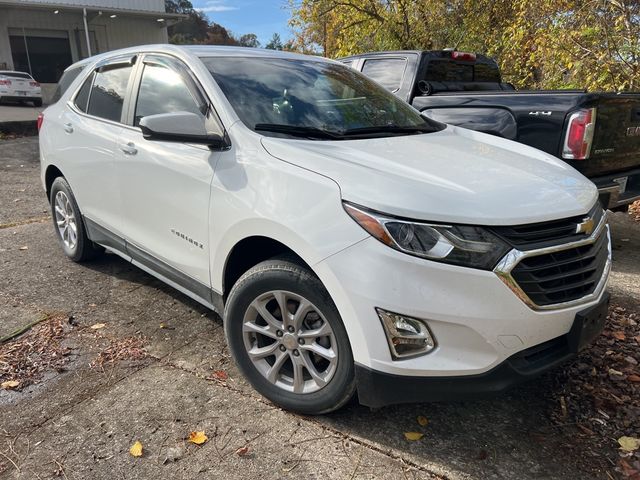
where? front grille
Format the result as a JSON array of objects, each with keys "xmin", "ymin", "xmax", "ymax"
[
  {"xmin": 491, "ymin": 204, "xmax": 604, "ymax": 250},
  {"xmin": 510, "ymin": 229, "xmax": 609, "ymax": 306}
]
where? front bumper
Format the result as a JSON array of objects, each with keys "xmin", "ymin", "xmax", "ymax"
[
  {"xmin": 594, "ymin": 167, "xmax": 640, "ymax": 209},
  {"xmin": 355, "ymin": 293, "xmax": 609, "ymax": 408},
  {"xmin": 314, "ymin": 222, "xmax": 611, "ymax": 405}
]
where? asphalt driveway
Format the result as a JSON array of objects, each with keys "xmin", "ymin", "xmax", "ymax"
[{"xmin": 0, "ymin": 137, "xmax": 638, "ymax": 479}]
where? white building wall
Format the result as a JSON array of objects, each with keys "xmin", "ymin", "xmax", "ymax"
[
  {"xmin": 0, "ymin": 0, "xmax": 165, "ymax": 12},
  {"xmin": 0, "ymin": 7, "xmax": 168, "ymax": 71}
]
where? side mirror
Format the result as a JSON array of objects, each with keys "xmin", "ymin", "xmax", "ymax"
[{"xmin": 139, "ymin": 112, "xmax": 227, "ymax": 148}]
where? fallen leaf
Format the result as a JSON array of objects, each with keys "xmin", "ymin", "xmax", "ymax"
[
  {"xmin": 210, "ymin": 370, "xmax": 228, "ymax": 381},
  {"xmin": 628, "ymin": 374, "xmax": 640, "ymax": 383},
  {"xmin": 88, "ymin": 303, "xmax": 97, "ymax": 308},
  {"xmin": 612, "ymin": 331, "xmax": 626, "ymax": 341},
  {"xmin": 1, "ymin": 380, "xmax": 20, "ymax": 389},
  {"xmin": 608, "ymin": 368, "xmax": 624, "ymax": 376},
  {"xmin": 90, "ymin": 323, "xmax": 106, "ymax": 330},
  {"xmin": 18, "ymin": 246, "xmax": 28, "ymax": 251},
  {"xmin": 417, "ymin": 415, "xmax": 429, "ymax": 427},
  {"xmin": 129, "ymin": 441, "xmax": 143, "ymax": 457},
  {"xmin": 404, "ymin": 432, "xmax": 424, "ymax": 441},
  {"xmin": 189, "ymin": 431, "xmax": 208, "ymax": 445},
  {"xmin": 235, "ymin": 446, "xmax": 250, "ymax": 456},
  {"xmin": 618, "ymin": 436, "xmax": 640, "ymax": 452}
]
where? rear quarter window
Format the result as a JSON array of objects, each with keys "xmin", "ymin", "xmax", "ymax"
[
  {"xmin": 52, "ymin": 66, "xmax": 85, "ymax": 104},
  {"xmin": 74, "ymin": 72, "xmax": 93, "ymax": 112}
]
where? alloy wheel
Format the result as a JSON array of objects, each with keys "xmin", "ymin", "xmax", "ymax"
[
  {"xmin": 242, "ymin": 290, "xmax": 338, "ymax": 394},
  {"xmin": 54, "ymin": 191, "xmax": 78, "ymax": 250}
]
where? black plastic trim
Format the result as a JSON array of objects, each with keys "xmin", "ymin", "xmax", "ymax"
[
  {"xmin": 356, "ymin": 293, "xmax": 609, "ymax": 408},
  {"xmin": 84, "ymin": 217, "xmax": 126, "ymax": 252},
  {"xmin": 84, "ymin": 217, "xmax": 223, "ymax": 313}
]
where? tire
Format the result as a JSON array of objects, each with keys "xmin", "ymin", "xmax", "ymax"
[
  {"xmin": 225, "ymin": 258, "xmax": 355, "ymax": 414},
  {"xmin": 50, "ymin": 177, "xmax": 103, "ymax": 262},
  {"xmin": 33, "ymin": 99, "xmax": 43, "ymax": 107}
]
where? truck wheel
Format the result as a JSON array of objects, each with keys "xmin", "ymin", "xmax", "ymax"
[
  {"xmin": 225, "ymin": 258, "xmax": 355, "ymax": 414},
  {"xmin": 50, "ymin": 177, "xmax": 103, "ymax": 262}
]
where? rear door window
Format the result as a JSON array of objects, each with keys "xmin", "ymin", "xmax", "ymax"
[
  {"xmin": 361, "ymin": 58, "xmax": 407, "ymax": 92},
  {"xmin": 86, "ymin": 64, "xmax": 133, "ymax": 123}
]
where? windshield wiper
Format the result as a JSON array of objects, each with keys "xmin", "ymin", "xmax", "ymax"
[
  {"xmin": 341, "ymin": 125, "xmax": 435, "ymax": 136},
  {"xmin": 254, "ymin": 123, "xmax": 342, "ymax": 140}
]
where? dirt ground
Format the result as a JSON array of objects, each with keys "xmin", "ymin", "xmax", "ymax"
[{"xmin": 0, "ymin": 136, "xmax": 638, "ymax": 480}]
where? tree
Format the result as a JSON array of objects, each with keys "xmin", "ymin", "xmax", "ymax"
[
  {"xmin": 266, "ymin": 33, "xmax": 284, "ymax": 50},
  {"xmin": 288, "ymin": 0, "xmax": 640, "ymax": 91},
  {"xmin": 238, "ymin": 33, "xmax": 260, "ymax": 48},
  {"xmin": 202, "ymin": 22, "xmax": 240, "ymax": 45},
  {"xmin": 165, "ymin": 0, "xmax": 208, "ymax": 43}
]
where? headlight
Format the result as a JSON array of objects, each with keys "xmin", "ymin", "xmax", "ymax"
[{"xmin": 343, "ymin": 202, "xmax": 511, "ymax": 270}]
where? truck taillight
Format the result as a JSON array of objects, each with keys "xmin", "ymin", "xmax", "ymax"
[
  {"xmin": 562, "ymin": 108, "xmax": 596, "ymax": 160},
  {"xmin": 0, "ymin": 79, "xmax": 11, "ymax": 86},
  {"xmin": 451, "ymin": 51, "xmax": 476, "ymax": 61},
  {"xmin": 30, "ymin": 81, "xmax": 40, "ymax": 87},
  {"xmin": 37, "ymin": 113, "xmax": 44, "ymax": 132}
]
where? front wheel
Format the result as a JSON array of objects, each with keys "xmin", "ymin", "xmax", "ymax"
[{"xmin": 225, "ymin": 258, "xmax": 355, "ymax": 414}]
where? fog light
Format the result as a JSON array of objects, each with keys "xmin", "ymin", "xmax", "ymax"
[{"xmin": 376, "ymin": 308, "xmax": 435, "ymax": 359}]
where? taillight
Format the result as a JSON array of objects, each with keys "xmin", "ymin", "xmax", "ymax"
[
  {"xmin": 562, "ymin": 108, "xmax": 596, "ymax": 160},
  {"xmin": 37, "ymin": 113, "xmax": 44, "ymax": 132},
  {"xmin": 451, "ymin": 51, "xmax": 476, "ymax": 61},
  {"xmin": 30, "ymin": 81, "xmax": 40, "ymax": 87},
  {"xmin": 0, "ymin": 79, "xmax": 11, "ymax": 86}
]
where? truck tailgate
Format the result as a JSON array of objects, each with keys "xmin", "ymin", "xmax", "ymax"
[{"xmin": 579, "ymin": 94, "xmax": 640, "ymax": 177}]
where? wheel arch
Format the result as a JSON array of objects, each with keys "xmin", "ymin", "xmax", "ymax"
[
  {"xmin": 45, "ymin": 164, "xmax": 65, "ymax": 200},
  {"xmin": 222, "ymin": 235, "xmax": 311, "ymax": 300}
]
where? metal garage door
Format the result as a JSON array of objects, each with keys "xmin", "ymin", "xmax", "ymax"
[{"xmin": 9, "ymin": 30, "xmax": 73, "ymax": 83}]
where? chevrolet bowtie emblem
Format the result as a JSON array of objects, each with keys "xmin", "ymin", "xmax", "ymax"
[{"xmin": 576, "ymin": 217, "xmax": 595, "ymax": 235}]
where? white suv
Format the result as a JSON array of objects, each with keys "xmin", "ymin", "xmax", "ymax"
[{"xmin": 39, "ymin": 45, "xmax": 611, "ymax": 414}]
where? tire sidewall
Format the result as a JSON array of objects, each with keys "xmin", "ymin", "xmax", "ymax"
[
  {"xmin": 225, "ymin": 261, "xmax": 355, "ymax": 414},
  {"xmin": 50, "ymin": 177, "xmax": 89, "ymax": 262}
]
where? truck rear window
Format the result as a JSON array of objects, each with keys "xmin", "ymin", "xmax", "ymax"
[
  {"xmin": 361, "ymin": 58, "xmax": 407, "ymax": 91},
  {"xmin": 425, "ymin": 60, "xmax": 500, "ymax": 83}
]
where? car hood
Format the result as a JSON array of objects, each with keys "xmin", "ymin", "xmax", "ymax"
[{"xmin": 260, "ymin": 125, "xmax": 598, "ymax": 225}]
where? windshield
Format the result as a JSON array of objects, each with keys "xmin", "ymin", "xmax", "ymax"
[{"xmin": 200, "ymin": 56, "xmax": 444, "ymax": 139}]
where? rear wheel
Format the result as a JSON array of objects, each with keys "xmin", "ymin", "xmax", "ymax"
[
  {"xmin": 50, "ymin": 177, "xmax": 103, "ymax": 262},
  {"xmin": 225, "ymin": 258, "xmax": 355, "ymax": 414}
]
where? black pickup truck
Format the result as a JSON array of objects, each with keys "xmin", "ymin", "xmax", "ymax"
[{"xmin": 341, "ymin": 50, "xmax": 640, "ymax": 210}]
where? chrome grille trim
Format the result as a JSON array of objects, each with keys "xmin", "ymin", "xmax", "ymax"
[{"xmin": 493, "ymin": 212, "xmax": 611, "ymax": 311}]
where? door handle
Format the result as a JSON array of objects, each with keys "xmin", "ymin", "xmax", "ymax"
[
  {"xmin": 120, "ymin": 142, "xmax": 137, "ymax": 155},
  {"xmin": 63, "ymin": 122, "xmax": 73, "ymax": 134}
]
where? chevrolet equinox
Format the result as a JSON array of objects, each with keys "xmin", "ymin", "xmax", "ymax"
[{"xmin": 39, "ymin": 46, "xmax": 612, "ymax": 414}]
